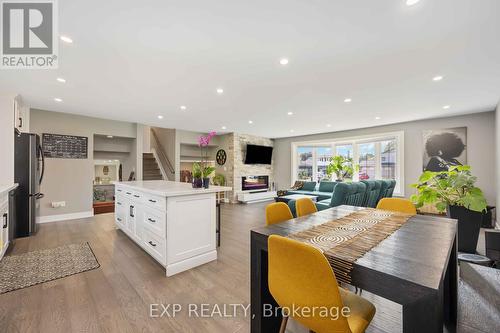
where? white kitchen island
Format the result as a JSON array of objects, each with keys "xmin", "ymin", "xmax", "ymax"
[{"xmin": 114, "ymin": 180, "xmax": 232, "ymax": 276}]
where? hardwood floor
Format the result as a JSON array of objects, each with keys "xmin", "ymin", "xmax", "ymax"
[{"xmin": 0, "ymin": 202, "xmax": 402, "ymax": 333}]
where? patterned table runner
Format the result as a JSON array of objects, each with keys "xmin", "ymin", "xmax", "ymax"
[{"xmin": 288, "ymin": 208, "xmax": 414, "ymax": 284}]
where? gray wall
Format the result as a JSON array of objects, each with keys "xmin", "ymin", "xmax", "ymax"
[
  {"xmin": 0, "ymin": 95, "xmax": 15, "ymax": 186},
  {"xmin": 30, "ymin": 109, "xmax": 138, "ymax": 218},
  {"xmin": 273, "ymin": 111, "xmax": 496, "ymax": 205}
]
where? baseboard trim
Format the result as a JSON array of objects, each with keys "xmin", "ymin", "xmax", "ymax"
[
  {"xmin": 37, "ymin": 211, "xmax": 94, "ymax": 224},
  {"xmin": 166, "ymin": 250, "xmax": 217, "ymax": 277}
]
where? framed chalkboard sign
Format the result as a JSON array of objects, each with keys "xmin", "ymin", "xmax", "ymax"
[{"xmin": 42, "ymin": 133, "xmax": 88, "ymax": 159}]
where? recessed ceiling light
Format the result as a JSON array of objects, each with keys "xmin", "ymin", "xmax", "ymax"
[
  {"xmin": 326, "ymin": 124, "xmax": 332, "ymax": 128},
  {"xmin": 107, "ymin": 135, "xmax": 113, "ymax": 139},
  {"xmin": 248, "ymin": 120, "xmax": 253, "ymax": 124},
  {"xmin": 279, "ymin": 58, "xmax": 289, "ymax": 65},
  {"xmin": 216, "ymin": 88, "xmax": 224, "ymax": 94},
  {"xmin": 375, "ymin": 116, "xmax": 381, "ymax": 120},
  {"xmin": 221, "ymin": 126, "xmax": 227, "ymax": 130},
  {"xmin": 442, "ymin": 105, "xmax": 451, "ymax": 109},
  {"xmin": 290, "ymin": 129, "xmax": 295, "ymax": 133},
  {"xmin": 433, "ymin": 75, "xmax": 444, "ymax": 81},
  {"xmin": 54, "ymin": 98, "xmax": 62, "ymax": 102},
  {"xmin": 287, "ymin": 111, "xmax": 293, "ymax": 116},
  {"xmin": 56, "ymin": 77, "xmax": 66, "ymax": 83},
  {"xmin": 60, "ymin": 35, "xmax": 73, "ymax": 43},
  {"xmin": 344, "ymin": 98, "xmax": 352, "ymax": 103},
  {"xmin": 180, "ymin": 105, "xmax": 187, "ymax": 110},
  {"xmin": 406, "ymin": 0, "xmax": 421, "ymax": 6},
  {"xmin": 157, "ymin": 115, "xmax": 164, "ymax": 119}
]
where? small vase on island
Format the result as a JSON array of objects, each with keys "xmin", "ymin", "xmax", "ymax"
[{"xmin": 192, "ymin": 178, "xmax": 203, "ymax": 188}]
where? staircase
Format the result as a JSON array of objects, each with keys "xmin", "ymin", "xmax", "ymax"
[{"xmin": 143, "ymin": 153, "xmax": 163, "ymax": 180}]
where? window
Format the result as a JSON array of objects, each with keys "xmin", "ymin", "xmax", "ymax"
[
  {"xmin": 336, "ymin": 144, "xmax": 353, "ymax": 158},
  {"xmin": 291, "ymin": 132, "xmax": 404, "ymax": 196},
  {"xmin": 381, "ymin": 139, "xmax": 397, "ymax": 180},
  {"xmin": 358, "ymin": 143, "xmax": 375, "ymax": 180},
  {"xmin": 297, "ymin": 147, "xmax": 313, "ymax": 181},
  {"xmin": 316, "ymin": 147, "xmax": 333, "ymax": 182}
]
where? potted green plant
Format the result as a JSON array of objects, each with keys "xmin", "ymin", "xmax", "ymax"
[
  {"xmin": 410, "ymin": 165, "xmax": 487, "ymax": 253},
  {"xmin": 192, "ymin": 162, "xmax": 203, "ymax": 188},
  {"xmin": 326, "ymin": 155, "xmax": 358, "ymax": 181},
  {"xmin": 196, "ymin": 131, "xmax": 217, "ymax": 188},
  {"xmin": 212, "ymin": 174, "xmax": 226, "ymax": 186}
]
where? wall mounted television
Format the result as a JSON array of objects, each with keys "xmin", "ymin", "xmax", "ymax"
[{"xmin": 244, "ymin": 144, "xmax": 273, "ymax": 164}]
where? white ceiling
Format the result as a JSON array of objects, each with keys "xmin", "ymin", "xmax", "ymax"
[{"xmin": 2, "ymin": 0, "xmax": 500, "ymax": 138}]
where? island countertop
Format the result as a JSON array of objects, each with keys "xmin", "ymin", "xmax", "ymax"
[
  {"xmin": 114, "ymin": 180, "xmax": 232, "ymax": 197},
  {"xmin": 0, "ymin": 183, "xmax": 18, "ymax": 196}
]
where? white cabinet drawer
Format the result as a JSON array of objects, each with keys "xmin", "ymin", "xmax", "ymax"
[
  {"xmin": 144, "ymin": 193, "xmax": 166, "ymax": 212},
  {"xmin": 115, "ymin": 206, "xmax": 126, "ymax": 229},
  {"xmin": 143, "ymin": 208, "xmax": 166, "ymax": 238},
  {"xmin": 115, "ymin": 195, "xmax": 127, "ymax": 208},
  {"xmin": 131, "ymin": 191, "xmax": 143, "ymax": 201},
  {"xmin": 142, "ymin": 228, "xmax": 166, "ymax": 266}
]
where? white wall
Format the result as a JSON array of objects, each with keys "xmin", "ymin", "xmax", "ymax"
[
  {"xmin": 273, "ymin": 111, "xmax": 496, "ymax": 205},
  {"xmin": 0, "ymin": 95, "xmax": 15, "ymax": 186}
]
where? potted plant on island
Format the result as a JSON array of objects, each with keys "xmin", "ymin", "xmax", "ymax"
[
  {"xmin": 193, "ymin": 131, "xmax": 217, "ymax": 189},
  {"xmin": 410, "ymin": 165, "xmax": 488, "ymax": 253},
  {"xmin": 326, "ymin": 155, "xmax": 358, "ymax": 181}
]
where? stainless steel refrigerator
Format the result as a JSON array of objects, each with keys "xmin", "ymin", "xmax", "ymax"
[{"xmin": 14, "ymin": 131, "xmax": 45, "ymax": 237}]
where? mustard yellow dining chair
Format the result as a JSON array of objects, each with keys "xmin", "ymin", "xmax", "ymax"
[
  {"xmin": 376, "ymin": 198, "xmax": 417, "ymax": 215},
  {"xmin": 265, "ymin": 202, "xmax": 294, "ymax": 226},
  {"xmin": 295, "ymin": 197, "xmax": 318, "ymax": 217},
  {"xmin": 268, "ymin": 235, "xmax": 376, "ymax": 333}
]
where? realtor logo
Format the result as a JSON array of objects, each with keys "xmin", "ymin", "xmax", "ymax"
[{"xmin": 1, "ymin": 0, "xmax": 58, "ymax": 69}]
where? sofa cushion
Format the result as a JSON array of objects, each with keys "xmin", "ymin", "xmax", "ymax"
[
  {"xmin": 286, "ymin": 190, "xmax": 312, "ymax": 195},
  {"xmin": 308, "ymin": 191, "xmax": 332, "ymax": 201},
  {"xmin": 318, "ymin": 181, "xmax": 336, "ymax": 193},
  {"xmin": 301, "ymin": 181, "xmax": 317, "ymax": 191},
  {"xmin": 315, "ymin": 201, "xmax": 331, "ymax": 211}
]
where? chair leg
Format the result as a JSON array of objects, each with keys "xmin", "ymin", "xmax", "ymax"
[{"xmin": 279, "ymin": 315, "xmax": 288, "ymax": 333}]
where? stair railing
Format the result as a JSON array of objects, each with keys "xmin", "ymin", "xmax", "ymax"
[{"xmin": 150, "ymin": 128, "xmax": 175, "ymax": 180}]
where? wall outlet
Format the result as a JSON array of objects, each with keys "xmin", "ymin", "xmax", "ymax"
[{"xmin": 51, "ymin": 201, "xmax": 66, "ymax": 208}]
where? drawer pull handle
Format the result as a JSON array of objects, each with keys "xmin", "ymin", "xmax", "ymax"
[
  {"xmin": 134, "ymin": 195, "xmax": 140, "ymax": 198},
  {"xmin": 117, "ymin": 202, "xmax": 122, "ymax": 205},
  {"xmin": 148, "ymin": 199, "xmax": 157, "ymax": 203},
  {"xmin": 117, "ymin": 189, "xmax": 122, "ymax": 192},
  {"xmin": 117, "ymin": 217, "xmax": 122, "ymax": 222},
  {"xmin": 148, "ymin": 218, "xmax": 156, "ymax": 223},
  {"xmin": 126, "ymin": 192, "xmax": 132, "ymax": 195},
  {"xmin": 130, "ymin": 205, "xmax": 135, "ymax": 218},
  {"xmin": 148, "ymin": 241, "xmax": 157, "ymax": 247}
]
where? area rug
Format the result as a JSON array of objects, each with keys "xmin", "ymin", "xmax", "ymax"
[
  {"xmin": 0, "ymin": 242, "xmax": 100, "ymax": 294},
  {"xmin": 288, "ymin": 208, "xmax": 414, "ymax": 284}
]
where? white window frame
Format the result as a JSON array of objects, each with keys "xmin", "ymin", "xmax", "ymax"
[{"xmin": 290, "ymin": 131, "xmax": 405, "ymax": 196}]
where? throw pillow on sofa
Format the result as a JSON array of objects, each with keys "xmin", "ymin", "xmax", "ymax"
[{"xmin": 290, "ymin": 181, "xmax": 305, "ymax": 190}]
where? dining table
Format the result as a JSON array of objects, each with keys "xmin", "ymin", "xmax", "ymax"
[{"xmin": 250, "ymin": 205, "xmax": 458, "ymax": 333}]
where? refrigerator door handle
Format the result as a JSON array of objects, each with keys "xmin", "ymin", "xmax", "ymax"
[
  {"xmin": 38, "ymin": 145, "xmax": 45, "ymax": 185},
  {"xmin": 2, "ymin": 213, "xmax": 7, "ymax": 228}
]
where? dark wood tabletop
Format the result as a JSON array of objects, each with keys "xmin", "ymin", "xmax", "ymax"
[{"xmin": 250, "ymin": 205, "xmax": 458, "ymax": 333}]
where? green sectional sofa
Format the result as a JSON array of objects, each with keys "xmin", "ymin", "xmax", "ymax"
[
  {"xmin": 315, "ymin": 182, "xmax": 367, "ymax": 211},
  {"xmin": 286, "ymin": 181, "xmax": 337, "ymax": 201},
  {"xmin": 361, "ymin": 180, "xmax": 381, "ymax": 208},
  {"xmin": 284, "ymin": 179, "xmax": 396, "ymax": 216}
]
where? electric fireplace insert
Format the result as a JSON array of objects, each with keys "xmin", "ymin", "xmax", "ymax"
[{"xmin": 242, "ymin": 176, "xmax": 269, "ymax": 191}]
